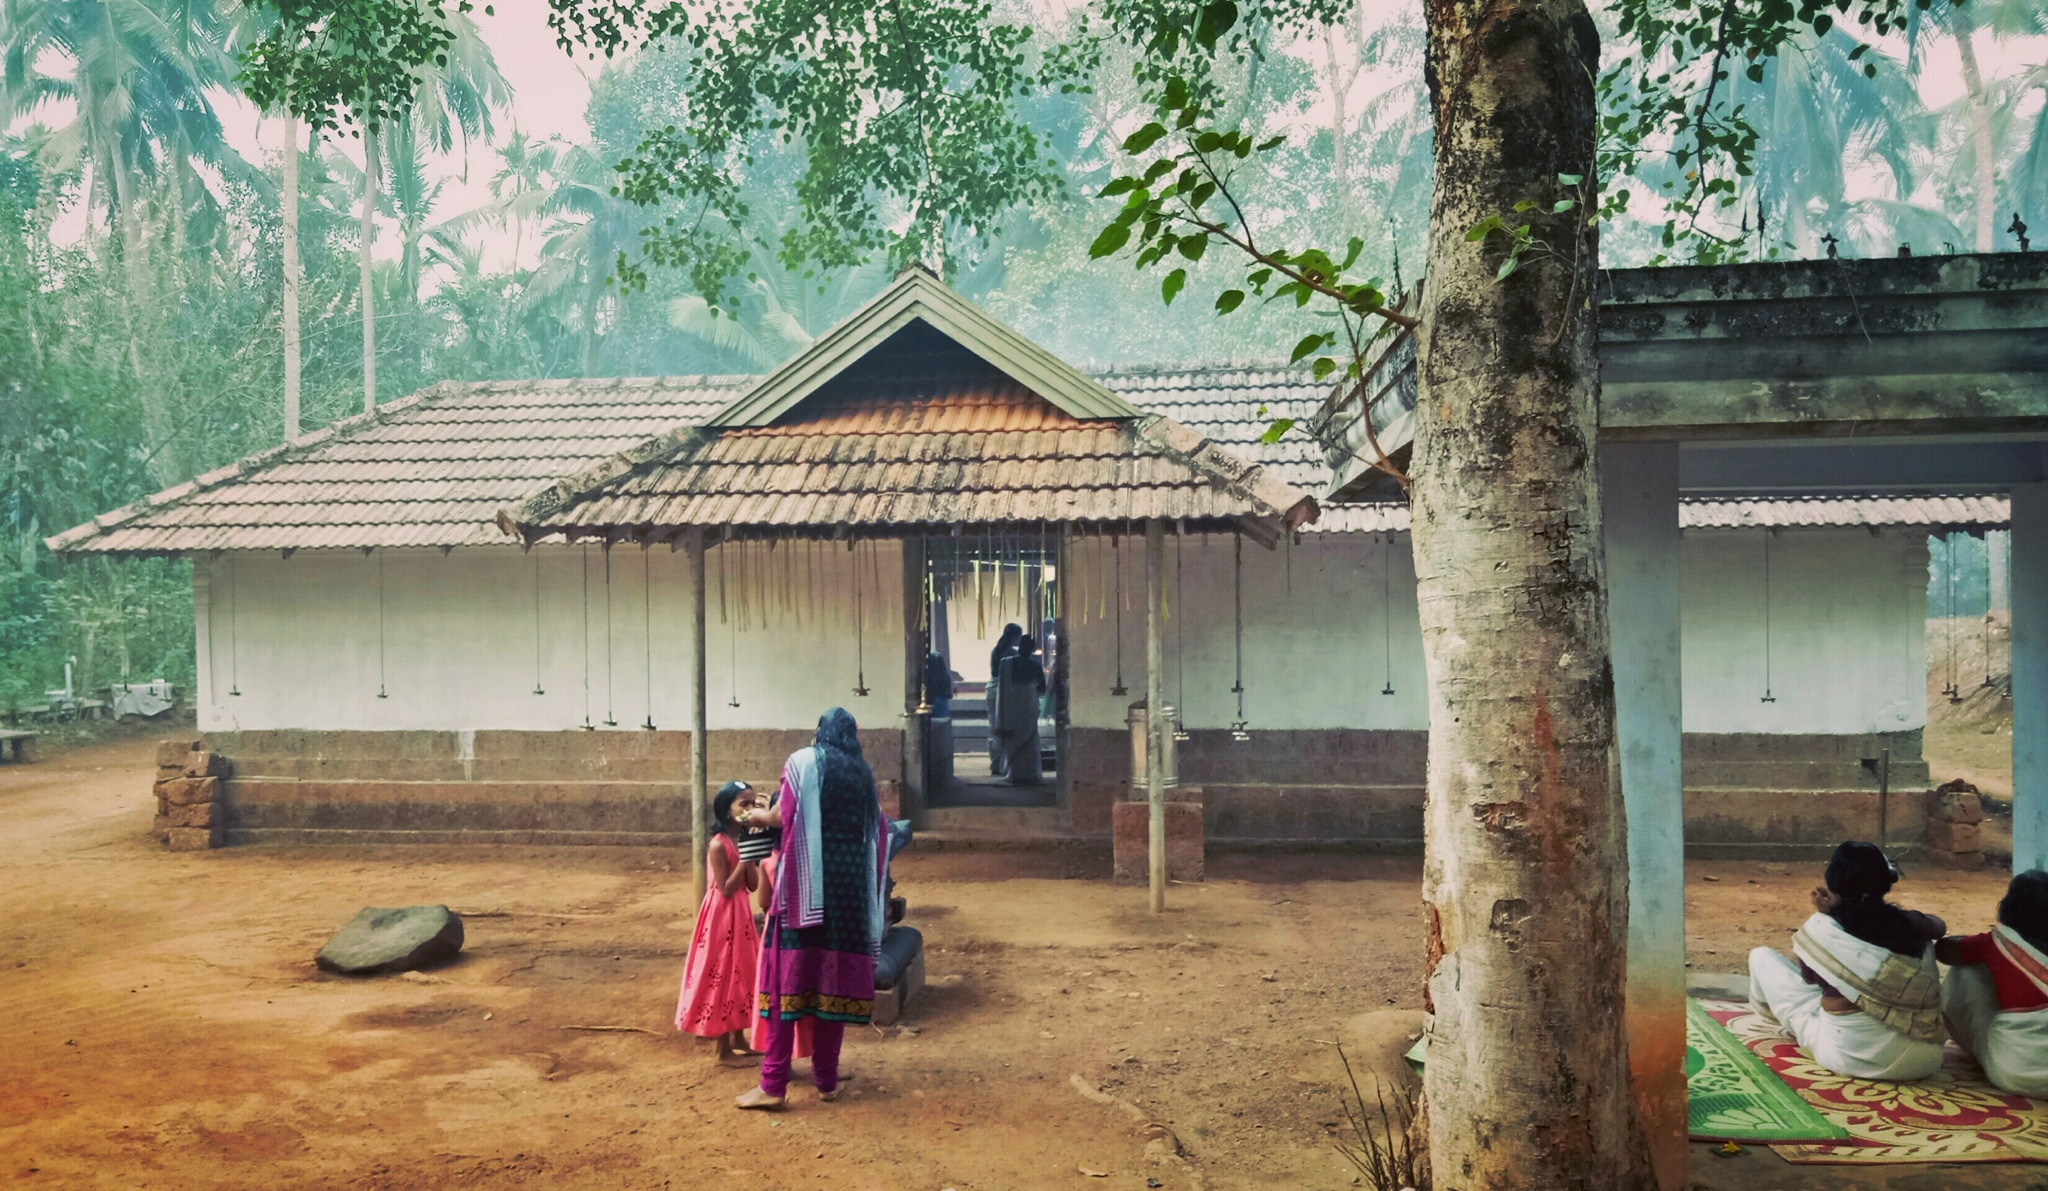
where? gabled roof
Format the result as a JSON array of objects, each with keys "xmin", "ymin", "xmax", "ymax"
[
  {"xmin": 704, "ymin": 266, "xmax": 1141, "ymax": 426},
  {"xmin": 44, "ymin": 377, "xmax": 749, "ymax": 555},
  {"xmin": 499, "ymin": 328, "xmax": 1319, "ymax": 545}
]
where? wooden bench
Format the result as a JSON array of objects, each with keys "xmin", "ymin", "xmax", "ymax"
[{"xmin": 0, "ymin": 729, "xmax": 36, "ymax": 762}]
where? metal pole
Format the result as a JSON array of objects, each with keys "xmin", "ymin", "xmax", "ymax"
[
  {"xmin": 687, "ymin": 528, "xmax": 709, "ymax": 903},
  {"xmin": 1146, "ymin": 518, "xmax": 1166, "ymax": 914}
]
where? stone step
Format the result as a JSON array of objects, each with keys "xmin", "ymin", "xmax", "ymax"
[{"xmin": 919, "ymin": 805, "xmax": 1061, "ymax": 834}]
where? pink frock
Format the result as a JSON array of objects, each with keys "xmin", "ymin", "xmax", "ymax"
[{"xmin": 675, "ymin": 835, "xmax": 761, "ymax": 1037}]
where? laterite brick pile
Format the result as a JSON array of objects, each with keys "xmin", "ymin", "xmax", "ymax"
[{"xmin": 151, "ymin": 739, "xmax": 228, "ymax": 852}]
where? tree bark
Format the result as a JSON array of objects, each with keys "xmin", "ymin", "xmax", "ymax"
[
  {"xmin": 1415, "ymin": 0, "xmax": 1655, "ymax": 1185},
  {"xmin": 1953, "ymin": 17, "xmax": 1996, "ymax": 254},
  {"xmin": 362, "ymin": 126, "xmax": 379, "ymax": 414},
  {"xmin": 282, "ymin": 114, "xmax": 303, "ymax": 442}
]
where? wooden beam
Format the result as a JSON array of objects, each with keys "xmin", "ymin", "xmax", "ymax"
[
  {"xmin": 685, "ymin": 527, "xmax": 709, "ymax": 904},
  {"xmin": 1146, "ymin": 517, "xmax": 1166, "ymax": 914},
  {"xmin": 901, "ymin": 535, "xmax": 927, "ymax": 827}
]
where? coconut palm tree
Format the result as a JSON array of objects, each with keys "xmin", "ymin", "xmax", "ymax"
[
  {"xmin": 1907, "ymin": 0, "xmax": 2048, "ymax": 250},
  {"xmin": 353, "ymin": 8, "xmax": 508, "ymax": 412},
  {"xmin": 1720, "ymin": 28, "xmax": 1958, "ymax": 257}
]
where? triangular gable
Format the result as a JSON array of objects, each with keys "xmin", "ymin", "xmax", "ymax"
[{"xmin": 705, "ymin": 266, "xmax": 1141, "ymax": 427}]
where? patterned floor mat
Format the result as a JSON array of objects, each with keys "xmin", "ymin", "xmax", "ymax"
[
  {"xmin": 1688, "ymin": 997, "xmax": 1849, "ymax": 1143},
  {"xmin": 1702, "ymin": 998, "xmax": 2048, "ymax": 1163}
]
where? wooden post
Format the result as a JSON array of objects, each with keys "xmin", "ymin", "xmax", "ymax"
[
  {"xmin": 1056, "ymin": 524, "xmax": 1073, "ymax": 819},
  {"xmin": 1146, "ymin": 518, "xmax": 1166, "ymax": 914},
  {"xmin": 902, "ymin": 535, "xmax": 927, "ymax": 826},
  {"xmin": 686, "ymin": 528, "xmax": 708, "ymax": 903}
]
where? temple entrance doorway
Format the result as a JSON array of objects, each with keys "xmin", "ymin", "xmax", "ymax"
[{"xmin": 921, "ymin": 533, "xmax": 1063, "ymax": 809}]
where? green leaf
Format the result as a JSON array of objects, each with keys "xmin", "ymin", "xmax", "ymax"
[
  {"xmin": 1553, "ymin": 199, "xmax": 1576, "ymax": 213},
  {"xmin": 1257, "ymin": 418, "xmax": 1296, "ymax": 445},
  {"xmin": 1089, "ymin": 223, "xmax": 1131, "ymax": 258},
  {"xmin": 1178, "ymin": 236, "xmax": 1207, "ymax": 261},
  {"xmin": 1256, "ymin": 134, "xmax": 1286, "ymax": 151},
  {"xmin": 1163, "ymin": 76, "xmax": 1190, "ymax": 110},
  {"xmin": 1311, "ymin": 357, "xmax": 1336, "ymax": 380},
  {"xmin": 1557, "ymin": 173, "xmax": 1584, "ymax": 185},
  {"xmin": 1123, "ymin": 123, "xmax": 1168, "ymax": 154},
  {"xmin": 1195, "ymin": 0, "xmax": 1238, "ymax": 50},
  {"xmin": 1497, "ymin": 255, "xmax": 1521, "ymax": 281},
  {"xmin": 1215, "ymin": 289, "xmax": 1245, "ymax": 314},
  {"xmin": 1513, "ymin": 199, "xmax": 1538, "ymax": 212},
  {"xmin": 1162, "ymin": 268, "xmax": 1187, "ymax": 305},
  {"xmin": 1465, "ymin": 215, "xmax": 1503, "ymax": 242},
  {"xmin": 1289, "ymin": 333, "xmax": 1329, "ymax": 364},
  {"xmin": 1100, "ymin": 177, "xmax": 1138, "ymax": 198}
]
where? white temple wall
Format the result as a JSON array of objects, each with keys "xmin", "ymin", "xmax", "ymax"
[{"xmin": 194, "ymin": 540, "xmax": 906, "ymax": 735}]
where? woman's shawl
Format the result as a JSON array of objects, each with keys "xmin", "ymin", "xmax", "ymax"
[
  {"xmin": 1993, "ymin": 924, "xmax": 2048, "ymax": 1002},
  {"xmin": 1794, "ymin": 912, "xmax": 1944, "ymax": 1043}
]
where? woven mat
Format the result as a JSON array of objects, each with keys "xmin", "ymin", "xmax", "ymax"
[
  {"xmin": 1687, "ymin": 998, "xmax": 1848, "ymax": 1143},
  {"xmin": 1701, "ymin": 998, "xmax": 2048, "ymax": 1164}
]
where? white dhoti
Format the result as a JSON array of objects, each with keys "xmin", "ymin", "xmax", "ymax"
[
  {"xmin": 1749, "ymin": 940, "xmax": 1945, "ymax": 1081},
  {"xmin": 1943, "ymin": 930, "xmax": 2048, "ymax": 1098}
]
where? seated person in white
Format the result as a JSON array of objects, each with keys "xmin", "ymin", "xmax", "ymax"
[
  {"xmin": 1749, "ymin": 841, "xmax": 1947, "ymax": 1081},
  {"xmin": 1938, "ymin": 869, "xmax": 2048, "ymax": 1097}
]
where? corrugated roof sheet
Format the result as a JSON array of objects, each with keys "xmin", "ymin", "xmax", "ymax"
[
  {"xmin": 508, "ymin": 345, "xmax": 1317, "ymax": 538},
  {"xmin": 1311, "ymin": 495, "xmax": 2013, "ymax": 535}
]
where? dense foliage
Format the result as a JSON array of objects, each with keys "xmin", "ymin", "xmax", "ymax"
[{"xmin": 0, "ymin": 0, "xmax": 2040, "ymax": 705}]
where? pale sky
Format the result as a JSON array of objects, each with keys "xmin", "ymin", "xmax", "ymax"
[{"xmin": 11, "ymin": 1, "xmax": 2045, "ymax": 269}]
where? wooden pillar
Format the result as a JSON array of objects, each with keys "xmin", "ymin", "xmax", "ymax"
[
  {"xmin": 902, "ymin": 535, "xmax": 928, "ymax": 826},
  {"xmin": 686, "ymin": 528, "xmax": 708, "ymax": 903},
  {"xmin": 1146, "ymin": 518, "xmax": 1166, "ymax": 914},
  {"xmin": 1056, "ymin": 525, "xmax": 1073, "ymax": 818}
]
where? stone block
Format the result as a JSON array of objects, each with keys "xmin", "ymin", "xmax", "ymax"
[
  {"xmin": 150, "ymin": 814, "xmax": 170, "ymax": 842},
  {"xmin": 1932, "ymin": 790, "xmax": 1985, "ymax": 825},
  {"xmin": 156, "ymin": 739, "xmax": 203, "ymax": 768},
  {"xmin": 165, "ymin": 826, "xmax": 216, "ymax": 852},
  {"xmin": 316, "ymin": 906, "xmax": 464, "ymax": 975},
  {"xmin": 164, "ymin": 801, "xmax": 215, "ymax": 829},
  {"xmin": 157, "ymin": 776, "xmax": 218, "ymax": 806},
  {"xmin": 182, "ymin": 749, "xmax": 228, "ymax": 778},
  {"xmin": 1112, "ymin": 800, "xmax": 1204, "ymax": 884},
  {"xmin": 1925, "ymin": 819, "xmax": 1981, "ymax": 853},
  {"xmin": 156, "ymin": 764, "xmax": 188, "ymax": 784}
]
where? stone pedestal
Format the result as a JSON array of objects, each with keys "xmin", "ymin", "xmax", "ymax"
[
  {"xmin": 1926, "ymin": 779, "xmax": 1988, "ymax": 869},
  {"xmin": 152, "ymin": 738, "xmax": 227, "ymax": 851},
  {"xmin": 1112, "ymin": 792, "xmax": 1203, "ymax": 883}
]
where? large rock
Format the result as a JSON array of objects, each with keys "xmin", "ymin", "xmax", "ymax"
[{"xmin": 316, "ymin": 906, "xmax": 464, "ymax": 975}]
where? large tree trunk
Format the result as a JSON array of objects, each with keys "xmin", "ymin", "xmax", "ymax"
[
  {"xmin": 1953, "ymin": 17, "xmax": 1996, "ymax": 254},
  {"xmin": 282, "ymin": 114, "xmax": 303, "ymax": 442},
  {"xmin": 1414, "ymin": 0, "xmax": 1655, "ymax": 1186},
  {"xmin": 362, "ymin": 126, "xmax": 379, "ymax": 414}
]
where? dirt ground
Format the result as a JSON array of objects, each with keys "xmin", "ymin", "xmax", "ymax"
[{"xmin": 3, "ymin": 737, "xmax": 2042, "ymax": 1190}]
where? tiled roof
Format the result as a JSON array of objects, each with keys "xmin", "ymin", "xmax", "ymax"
[
  {"xmin": 1099, "ymin": 368, "xmax": 1335, "ymax": 494},
  {"xmin": 45, "ymin": 377, "xmax": 749, "ymax": 554},
  {"xmin": 1307, "ymin": 495, "xmax": 2014, "ymax": 535},
  {"xmin": 1678, "ymin": 494, "xmax": 2010, "ymax": 529},
  {"xmin": 503, "ymin": 340, "xmax": 1318, "ymax": 541}
]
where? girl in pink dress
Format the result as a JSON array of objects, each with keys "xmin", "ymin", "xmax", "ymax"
[{"xmin": 676, "ymin": 782, "xmax": 763, "ymax": 1062}]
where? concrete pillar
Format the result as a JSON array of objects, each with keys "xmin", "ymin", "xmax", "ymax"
[
  {"xmin": 1602, "ymin": 442, "xmax": 1686, "ymax": 1190},
  {"xmin": 1146, "ymin": 518, "xmax": 1166, "ymax": 914},
  {"xmin": 2012, "ymin": 486, "xmax": 2047, "ymax": 872},
  {"xmin": 686, "ymin": 528, "xmax": 708, "ymax": 903}
]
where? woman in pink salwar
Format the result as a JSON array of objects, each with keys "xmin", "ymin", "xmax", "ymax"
[
  {"xmin": 734, "ymin": 708, "xmax": 891, "ymax": 1110},
  {"xmin": 674, "ymin": 782, "xmax": 762, "ymax": 1063}
]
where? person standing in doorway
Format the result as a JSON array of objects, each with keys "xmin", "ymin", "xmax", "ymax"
[
  {"xmin": 987, "ymin": 623, "xmax": 1022, "ymax": 776},
  {"xmin": 735, "ymin": 708, "xmax": 892, "ymax": 1110},
  {"xmin": 998, "ymin": 635, "xmax": 1047, "ymax": 785}
]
